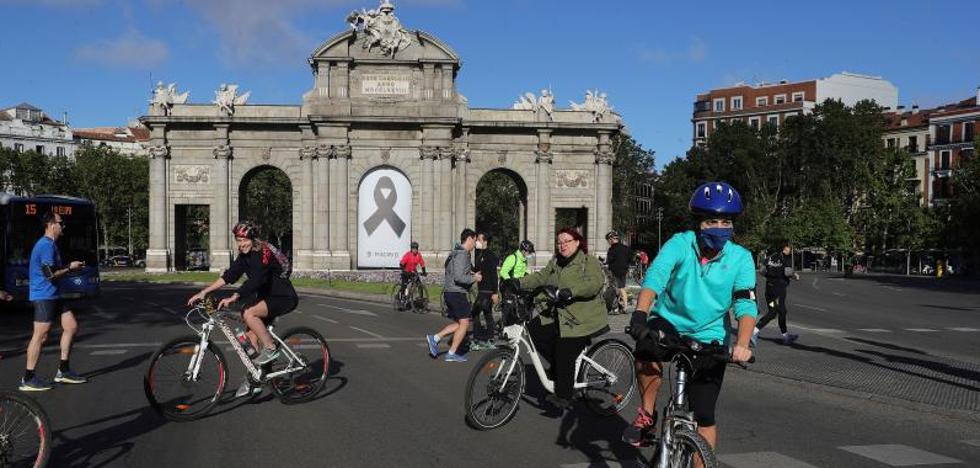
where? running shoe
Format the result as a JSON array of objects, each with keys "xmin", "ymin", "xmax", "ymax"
[
  {"xmin": 54, "ymin": 369, "xmax": 88, "ymax": 384},
  {"xmin": 19, "ymin": 376, "xmax": 52, "ymax": 392},
  {"xmin": 622, "ymin": 408, "xmax": 656, "ymax": 447},
  {"xmin": 255, "ymin": 346, "xmax": 281, "ymax": 365},
  {"xmin": 444, "ymin": 352, "xmax": 467, "ymax": 362},
  {"xmin": 426, "ymin": 335, "xmax": 439, "ymax": 358}
]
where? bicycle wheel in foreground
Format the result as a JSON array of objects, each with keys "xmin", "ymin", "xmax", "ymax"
[
  {"xmin": 579, "ymin": 339, "xmax": 636, "ymax": 416},
  {"xmin": 651, "ymin": 429, "xmax": 717, "ymax": 468},
  {"xmin": 144, "ymin": 336, "xmax": 228, "ymax": 422},
  {"xmin": 270, "ymin": 327, "xmax": 331, "ymax": 405},
  {"xmin": 0, "ymin": 391, "xmax": 51, "ymax": 468},
  {"xmin": 411, "ymin": 282, "xmax": 429, "ymax": 314},
  {"xmin": 464, "ymin": 348, "xmax": 525, "ymax": 430}
]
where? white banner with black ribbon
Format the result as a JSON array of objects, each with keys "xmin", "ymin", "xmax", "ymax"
[{"xmin": 357, "ymin": 168, "xmax": 412, "ymax": 268}]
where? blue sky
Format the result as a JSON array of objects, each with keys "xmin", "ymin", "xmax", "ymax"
[{"xmin": 2, "ymin": 0, "xmax": 978, "ymax": 167}]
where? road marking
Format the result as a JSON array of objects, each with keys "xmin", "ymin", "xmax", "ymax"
[
  {"xmin": 882, "ymin": 286, "xmax": 903, "ymax": 291},
  {"xmin": 795, "ymin": 304, "xmax": 828, "ymax": 312},
  {"xmin": 75, "ymin": 342, "xmax": 162, "ymax": 349},
  {"xmin": 832, "ymin": 292, "xmax": 846, "ymax": 297},
  {"xmin": 349, "ymin": 326, "xmax": 385, "ymax": 339},
  {"xmin": 811, "ymin": 278, "xmax": 820, "ymax": 290},
  {"xmin": 355, "ymin": 343, "xmax": 391, "ymax": 349},
  {"xmin": 327, "ymin": 337, "xmax": 419, "ymax": 342},
  {"xmin": 905, "ymin": 328, "xmax": 939, "ymax": 332},
  {"xmin": 857, "ymin": 328, "xmax": 892, "ymax": 333},
  {"xmin": 312, "ymin": 315, "xmax": 339, "ymax": 324},
  {"xmin": 147, "ymin": 301, "xmax": 161, "ymax": 307},
  {"xmin": 91, "ymin": 349, "xmax": 128, "ymax": 356},
  {"xmin": 794, "ymin": 325, "xmax": 843, "ymax": 333},
  {"xmin": 961, "ymin": 439, "xmax": 980, "ymax": 447},
  {"xmin": 718, "ymin": 452, "xmax": 820, "ymax": 468},
  {"xmin": 320, "ymin": 304, "xmax": 378, "ymax": 317},
  {"xmin": 949, "ymin": 327, "xmax": 980, "ymax": 332},
  {"xmin": 839, "ymin": 444, "xmax": 962, "ymax": 466},
  {"xmin": 163, "ymin": 307, "xmax": 180, "ymax": 315}
]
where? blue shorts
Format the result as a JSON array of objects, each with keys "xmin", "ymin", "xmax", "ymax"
[
  {"xmin": 33, "ymin": 299, "xmax": 71, "ymax": 323},
  {"xmin": 443, "ymin": 292, "xmax": 471, "ymax": 321}
]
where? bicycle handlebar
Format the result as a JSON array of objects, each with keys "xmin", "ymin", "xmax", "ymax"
[{"xmin": 625, "ymin": 325, "xmax": 756, "ymax": 367}]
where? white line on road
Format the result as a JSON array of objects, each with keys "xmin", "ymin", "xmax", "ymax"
[
  {"xmin": 905, "ymin": 328, "xmax": 939, "ymax": 332},
  {"xmin": 962, "ymin": 439, "xmax": 980, "ymax": 447},
  {"xmin": 311, "ymin": 315, "xmax": 339, "ymax": 324},
  {"xmin": 856, "ymin": 328, "xmax": 892, "ymax": 333},
  {"xmin": 147, "ymin": 301, "xmax": 161, "ymax": 307},
  {"xmin": 949, "ymin": 327, "xmax": 980, "ymax": 332},
  {"xmin": 795, "ymin": 304, "xmax": 828, "ymax": 312},
  {"xmin": 839, "ymin": 444, "xmax": 962, "ymax": 466},
  {"xmin": 349, "ymin": 326, "xmax": 385, "ymax": 339},
  {"xmin": 560, "ymin": 461, "xmax": 644, "ymax": 468},
  {"xmin": 320, "ymin": 304, "xmax": 378, "ymax": 317},
  {"xmin": 718, "ymin": 452, "xmax": 819, "ymax": 468},
  {"xmin": 794, "ymin": 325, "xmax": 843, "ymax": 333},
  {"xmin": 75, "ymin": 342, "xmax": 162, "ymax": 349},
  {"xmin": 91, "ymin": 305, "xmax": 113, "ymax": 320},
  {"xmin": 831, "ymin": 292, "xmax": 846, "ymax": 297},
  {"xmin": 91, "ymin": 349, "xmax": 128, "ymax": 356},
  {"xmin": 163, "ymin": 307, "xmax": 179, "ymax": 315},
  {"xmin": 811, "ymin": 278, "xmax": 820, "ymax": 291},
  {"xmin": 355, "ymin": 343, "xmax": 391, "ymax": 349},
  {"xmin": 882, "ymin": 286, "xmax": 903, "ymax": 291}
]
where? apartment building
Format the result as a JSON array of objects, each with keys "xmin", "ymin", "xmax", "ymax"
[
  {"xmin": 692, "ymin": 72, "xmax": 898, "ymax": 146},
  {"xmin": 0, "ymin": 103, "xmax": 75, "ymax": 156}
]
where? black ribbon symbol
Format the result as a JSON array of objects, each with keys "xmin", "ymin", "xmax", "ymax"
[{"xmin": 363, "ymin": 176, "xmax": 406, "ymax": 237}]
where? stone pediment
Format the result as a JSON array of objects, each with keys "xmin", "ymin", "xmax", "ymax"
[{"xmin": 309, "ymin": 29, "xmax": 460, "ymax": 64}]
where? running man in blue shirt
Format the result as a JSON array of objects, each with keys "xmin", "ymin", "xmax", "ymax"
[
  {"xmin": 623, "ymin": 182, "xmax": 757, "ymax": 451},
  {"xmin": 21, "ymin": 210, "xmax": 88, "ymax": 391}
]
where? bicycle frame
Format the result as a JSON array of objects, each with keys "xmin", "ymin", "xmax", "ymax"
[
  {"xmin": 653, "ymin": 355, "xmax": 702, "ymax": 468},
  {"xmin": 184, "ymin": 308, "xmax": 308, "ymax": 383},
  {"xmin": 493, "ymin": 322, "xmax": 621, "ymax": 395}
]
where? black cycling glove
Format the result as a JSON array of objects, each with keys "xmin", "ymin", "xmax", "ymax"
[
  {"xmin": 629, "ymin": 310, "xmax": 648, "ymax": 341},
  {"xmin": 557, "ymin": 288, "xmax": 574, "ymax": 304},
  {"xmin": 421, "ymin": 268, "xmax": 428, "ymax": 277}
]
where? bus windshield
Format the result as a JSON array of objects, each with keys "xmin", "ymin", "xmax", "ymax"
[{"xmin": 6, "ymin": 201, "xmax": 99, "ymax": 267}]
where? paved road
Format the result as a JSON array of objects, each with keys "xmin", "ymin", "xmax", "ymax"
[{"xmin": 0, "ymin": 280, "xmax": 976, "ymax": 467}]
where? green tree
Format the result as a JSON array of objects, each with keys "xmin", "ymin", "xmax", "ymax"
[
  {"xmin": 240, "ymin": 167, "xmax": 292, "ymax": 251},
  {"xmin": 610, "ymin": 134, "xmax": 656, "ymax": 244},
  {"xmin": 475, "ymin": 170, "xmax": 524, "ymax": 259}
]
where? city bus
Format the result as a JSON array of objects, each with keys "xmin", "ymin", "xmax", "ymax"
[{"xmin": 0, "ymin": 193, "xmax": 100, "ymax": 300}]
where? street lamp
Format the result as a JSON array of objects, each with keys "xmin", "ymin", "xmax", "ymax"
[{"xmin": 656, "ymin": 207, "xmax": 664, "ymax": 251}]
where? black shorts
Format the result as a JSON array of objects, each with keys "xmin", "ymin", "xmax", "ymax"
[
  {"xmin": 634, "ymin": 316, "xmax": 727, "ymax": 427},
  {"xmin": 33, "ymin": 299, "xmax": 71, "ymax": 323},
  {"xmin": 443, "ymin": 292, "xmax": 471, "ymax": 320},
  {"xmin": 613, "ymin": 276, "xmax": 627, "ymax": 289},
  {"xmin": 248, "ymin": 296, "xmax": 298, "ymax": 320}
]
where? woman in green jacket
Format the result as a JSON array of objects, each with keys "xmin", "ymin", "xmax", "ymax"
[{"xmin": 512, "ymin": 227, "xmax": 609, "ymax": 410}]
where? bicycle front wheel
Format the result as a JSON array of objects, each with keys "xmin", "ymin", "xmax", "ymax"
[
  {"xmin": 270, "ymin": 327, "xmax": 331, "ymax": 405},
  {"xmin": 464, "ymin": 348, "xmax": 525, "ymax": 430},
  {"xmin": 144, "ymin": 336, "xmax": 227, "ymax": 422},
  {"xmin": 661, "ymin": 429, "xmax": 718, "ymax": 468},
  {"xmin": 579, "ymin": 339, "xmax": 636, "ymax": 416},
  {"xmin": 411, "ymin": 282, "xmax": 429, "ymax": 314},
  {"xmin": 0, "ymin": 391, "xmax": 51, "ymax": 468}
]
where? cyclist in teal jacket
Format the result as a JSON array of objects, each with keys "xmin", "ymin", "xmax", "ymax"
[{"xmin": 623, "ymin": 182, "xmax": 757, "ymax": 452}]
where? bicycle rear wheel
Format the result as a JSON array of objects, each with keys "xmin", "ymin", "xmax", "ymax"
[
  {"xmin": 464, "ymin": 348, "xmax": 525, "ymax": 430},
  {"xmin": 658, "ymin": 429, "xmax": 717, "ymax": 468},
  {"xmin": 391, "ymin": 284, "xmax": 407, "ymax": 312},
  {"xmin": 0, "ymin": 391, "xmax": 51, "ymax": 468},
  {"xmin": 270, "ymin": 327, "xmax": 331, "ymax": 404},
  {"xmin": 579, "ymin": 339, "xmax": 636, "ymax": 416},
  {"xmin": 144, "ymin": 336, "xmax": 227, "ymax": 422}
]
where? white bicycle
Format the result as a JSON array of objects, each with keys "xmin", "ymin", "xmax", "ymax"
[
  {"xmin": 144, "ymin": 297, "xmax": 331, "ymax": 421},
  {"xmin": 464, "ymin": 286, "xmax": 636, "ymax": 430}
]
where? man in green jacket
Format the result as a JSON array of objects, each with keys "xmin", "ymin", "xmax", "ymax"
[{"xmin": 500, "ymin": 240, "xmax": 535, "ymax": 281}]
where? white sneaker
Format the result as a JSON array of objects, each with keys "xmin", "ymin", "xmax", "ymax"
[{"xmin": 750, "ymin": 327, "xmax": 760, "ymax": 346}]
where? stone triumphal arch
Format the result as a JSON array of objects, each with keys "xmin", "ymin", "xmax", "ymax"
[{"xmin": 142, "ymin": 1, "xmax": 623, "ymax": 271}]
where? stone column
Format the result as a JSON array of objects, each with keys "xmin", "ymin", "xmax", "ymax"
[
  {"xmin": 296, "ymin": 144, "xmax": 317, "ymax": 270},
  {"xmin": 210, "ymin": 144, "xmax": 233, "ymax": 270},
  {"xmin": 146, "ymin": 145, "xmax": 170, "ymax": 271},
  {"xmin": 438, "ymin": 147, "xmax": 453, "ymax": 249},
  {"xmin": 313, "ymin": 144, "xmax": 333, "ymax": 268},
  {"xmin": 440, "ymin": 64, "xmax": 453, "ymax": 100},
  {"xmin": 420, "ymin": 146, "xmax": 437, "ymax": 250},
  {"xmin": 334, "ymin": 144, "xmax": 352, "ymax": 268},
  {"xmin": 334, "ymin": 62, "xmax": 350, "ymax": 98},
  {"xmin": 595, "ymin": 131, "xmax": 615, "ymax": 252},
  {"xmin": 423, "ymin": 63, "xmax": 435, "ymax": 100},
  {"xmin": 535, "ymin": 129, "xmax": 554, "ymax": 267}
]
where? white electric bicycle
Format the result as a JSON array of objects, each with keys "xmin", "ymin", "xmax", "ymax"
[{"xmin": 464, "ymin": 286, "xmax": 636, "ymax": 430}]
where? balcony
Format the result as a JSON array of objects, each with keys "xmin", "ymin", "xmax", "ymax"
[{"xmin": 693, "ymin": 100, "xmax": 712, "ymax": 113}]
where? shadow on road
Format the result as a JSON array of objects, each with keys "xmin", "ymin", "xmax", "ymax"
[
  {"xmin": 51, "ymin": 405, "xmax": 165, "ymax": 468},
  {"xmin": 836, "ymin": 274, "xmax": 980, "ymax": 295},
  {"xmin": 844, "ymin": 337, "xmax": 928, "ymax": 355},
  {"xmin": 760, "ymin": 337, "xmax": 980, "ymax": 394}
]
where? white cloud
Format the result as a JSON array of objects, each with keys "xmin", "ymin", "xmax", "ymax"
[
  {"xmin": 179, "ymin": 0, "xmax": 459, "ymax": 66},
  {"xmin": 639, "ymin": 36, "xmax": 708, "ymax": 66},
  {"xmin": 75, "ymin": 30, "xmax": 169, "ymax": 69}
]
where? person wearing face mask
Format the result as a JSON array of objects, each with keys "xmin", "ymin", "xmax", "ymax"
[
  {"xmin": 623, "ymin": 182, "xmax": 757, "ymax": 451},
  {"xmin": 500, "ymin": 240, "xmax": 535, "ymax": 281},
  {"xmin": 470, "ymin": 232, "xmax": 500, "ymax": 351}
]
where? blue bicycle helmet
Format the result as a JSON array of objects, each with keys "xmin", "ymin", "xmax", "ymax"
[{"xmin": 689, "ymin": 182, "xmax": 743, "ymax": 217}]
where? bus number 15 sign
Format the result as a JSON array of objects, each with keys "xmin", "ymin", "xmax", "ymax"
[{"xmin": 24, "ymin": 204, "xmax": 73, "ymax": 216}]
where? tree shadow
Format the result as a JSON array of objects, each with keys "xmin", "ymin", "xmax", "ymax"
[
  {"xmin": 82, "ymin": 352, "xmax": 153, "ymax": 380},
  {"xmin": 759, "ymin": 337, "xmax": 980, "ymax": 394},
  {"xmin": 51, "ymin": 405, "xmax": 166, "ymax": 468},
  {"xmin": 555, "ymin": 402, "xmax": 642, "ymax": 467},
  {"xmin": 843, "ymin": 337, "xmax": 928, "ymax": 355},
  {"xmin": 839, "ymin": 273, "xmax": 980, "ymax": 295}
]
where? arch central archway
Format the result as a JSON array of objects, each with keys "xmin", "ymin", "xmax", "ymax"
[
  {"xmin": 238, "ymin": 165, "xmax": 293, "ymax": 254},
  {"xmin": 475, "ymin": 169, "xmax": 528, "ymax": 258}
]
